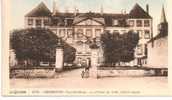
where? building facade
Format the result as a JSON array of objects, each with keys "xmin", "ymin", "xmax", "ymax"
[
  {"xmin": 24, "ymin": 1, "xmax": 153, "ymax": 66},
  {"xmin": 146, "ymin": 6, "xmax": 168, "ymax": 68}
]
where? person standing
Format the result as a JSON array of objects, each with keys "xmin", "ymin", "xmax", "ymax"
[{"xmin": 81, "ymin": 60, "xmax": 89, "ymax": 78}]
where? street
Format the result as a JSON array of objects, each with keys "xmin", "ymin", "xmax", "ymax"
[{"xmin": 10, "ymin": 68, "xmax": 170, "ymax": 95}]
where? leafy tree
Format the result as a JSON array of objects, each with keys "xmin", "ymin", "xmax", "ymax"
[
  {"xmin": 100, "ymin": 31, "xmax": 139, "ymax": 66},
  {"xmin": 120, "ymin": 31, "xmax": 139, "ymax": 62},
  {"xmin": 63, "ymin": 42, "xmax": 76, "ymax": 63},
  {"xmin": 101, "ymin": 32, "xmax": 120, "ymax": 65},
  {"xmin": 10, "ymin": 28, "xmax": 76, "ymax": 66}
]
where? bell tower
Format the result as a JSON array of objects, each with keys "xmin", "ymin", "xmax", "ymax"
[{"xmin": 158, "ymin": 5, "xmax": 168, "ymax": 36}]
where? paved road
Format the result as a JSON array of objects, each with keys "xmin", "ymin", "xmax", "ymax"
[
  {"xmin": 10, "ymin": 68, "xmax": 169, "ymax": 95},
  {"xmin": 55, "ymin": 68, "xmax": 84, "ymax": 78}
]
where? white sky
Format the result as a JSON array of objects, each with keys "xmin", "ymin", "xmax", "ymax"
[{"xmin": 10, "ymin": 0, "xmax": 167, "ymax": 36}]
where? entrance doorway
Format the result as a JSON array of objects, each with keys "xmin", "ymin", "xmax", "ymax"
[{"xmin": 76, "ymin": 56, "xmax": 91, "ymax": 67}]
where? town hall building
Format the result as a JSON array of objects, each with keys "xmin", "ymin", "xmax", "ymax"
[{"xmin": 24, "ymin": 1, "xmax": 153, "ymax": 66}]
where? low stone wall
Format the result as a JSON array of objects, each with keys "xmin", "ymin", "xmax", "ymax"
[
  {"xmin": 97, "ymin": 67, "xmax": 156, "ymax": 78},
  {"xmin": 10, "ymin": 67, "xmax": 55, "ymax": 78}
]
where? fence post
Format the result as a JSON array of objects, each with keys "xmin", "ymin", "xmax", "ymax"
[
  {"xmin": 55, "ymin": 39, "xmax": 64, "ymax": 72},
  {"xmin": 90, "ymin": 46, "xmax": 99, "ymax": 78}
]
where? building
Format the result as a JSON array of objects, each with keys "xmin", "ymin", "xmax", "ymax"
[
  {"xmin": 146, "ymin": 6, "xmax": 168, "ymax": 68},
  {"xmin": 24, "ymin": 1, "xmax": 153, "ymax": 66}
]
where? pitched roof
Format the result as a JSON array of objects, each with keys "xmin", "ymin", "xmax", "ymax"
[
  {"xmin": 148, "ymin": 32, "xmax": 167, "ymax": 43},
  {"xmin": 160, "ymin": 6, "xmax": 167, "ymax": 23},
  {"xmin": 73, "ymin": 12, "xmax": 105, "ymax": 25},
  {"xmin": 25, "ymin": 2, "xmax": 152, "ymax": 26},
  {"xmin": 52, "ymin": 12, "xmax": 75, "ymax": 17},
  {"xmin": 76, "ymin": 12, "xmax": 103, "ymax": 18},
  {"xmin": 103, "ymin": 14, "xmax": 129, "ymax": 26},
  {"xmin": 73, "ymin": 17, "xmax": 105, "ymax": 25},
  {"xmin": 25, "ymin": 2, "xmax": 51, "ymax": 17},
  {"xmin": 129, "ymin": 3, "xmax": 152, "ymax": 19}
]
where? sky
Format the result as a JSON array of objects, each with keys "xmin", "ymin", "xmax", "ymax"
[{"xmin": 10, "ymin": 0, "xmax": 167, "ymax": 36}]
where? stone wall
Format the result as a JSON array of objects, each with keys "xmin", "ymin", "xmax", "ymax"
[
  {"xmin": 97, "ymin": 68, "xmax": 155, "ymax": 77},
  {"xmin": 146, "ymin": 36, "xmax": 168, "ymax": 68},
  {"xmin": 10, "ymin": 68, "xmax": 55, "ymax": 78}
]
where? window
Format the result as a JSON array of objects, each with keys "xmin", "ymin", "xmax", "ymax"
[
  {"xmin": 44, "ymin": 19, "xmax": 49, "ymax": 26},
  {"xmin": 28, "ymin": 19, "xmax": 33, "ymax": 26},
  {"xmin": 77, "ymin": 29, "xmax": 83, "ymax": 38},
  {"xmin": 144, "ymin": 30, "xmax": 150, "ymax": 39},
  {"xmin": 113, "ymin": 30, "xmax": 119, "ymax": 34},
  {"xmin": 35, "ymin": 19, "xmax": 42, "ymax": 27},
  {"xmin": 86, "ymin": 29, "xmax": 92, "ymax": 37},
  {"xmin": 113, "ymin": 20, "xmax": 118, "ymax": 26},
  {"xmin": 59, "ymin": 29, "xmax": 65, "ymax": 37},
  {"xmin": 144, "ymin": 20, "xmax": 150, "ymax": 27},
  {"xmin": 137, "ymin": 30, "xmax": 143, "ymax": 38},
  {"xmin": 67, "ymin": 29, "xmax": 73, "ymax": 38},
  {"xmin": 95, "ymin": 29, "xmax": 101, "ymax": 37},
  {"xmin": 136, "ymin": 20, "xmax": 142, "ymax": 27},
  {"xmin": 144, "ymin": 44, "xmax": 148, "ymax": 56},
  {"xmin": 128, "ymin": 20, "xmax": 134, "ymax": 27},
  {"xmin": 42, "ymin": 62, "xmax": 49, "ymax": 64}
]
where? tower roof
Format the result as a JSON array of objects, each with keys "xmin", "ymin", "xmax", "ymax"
[
  {"xmin": 25, "ymin": 2, "xmax": 51, "ymax": 17},
  {"xmin": 160, "ymin": 6, "xmax": 167, "ymax": 23},
  {"xmin": 129, "ymin": 3, "xmax": 152, "ymax": 19}
]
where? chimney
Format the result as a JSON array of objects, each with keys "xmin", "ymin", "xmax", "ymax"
[
  {"xmin": 74, "ymin": 7, "xmax": 79, "ymax": 16},
  {"xmin": 100, "ymin": 5, "xmax": 104, "ymax": 15},
  {"xmin": 53, "ymin": 0, "xmax": 58, "ymax": 15},
  {"xmin": 146, "ymin": 4, "xmax": 149, "ymax": 14},
  {"xmin": 121, "ymin": 9, "xmax": 126, "ymax": 15}
]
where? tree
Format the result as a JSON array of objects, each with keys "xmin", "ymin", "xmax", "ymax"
[
  {"xmin": 63, "ymin": 42, "xmax": 76, "ymax": 63},
  {"xmin": 120, "ymin": 31, "xmax": 139, "ymax": 62},
  {"xmin": 10, "ymin": 28, "xmax": 76, "ymax": 66},
  {"xmin": 100, "ymin": 31, "xmax": 139, "ymax": 66},
  {"xmin": 101, "ymin": 31, "xmax": 121, "ymax": 65}
]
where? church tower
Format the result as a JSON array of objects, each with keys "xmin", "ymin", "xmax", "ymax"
[{"xmin": 158, "ymin": 5, "xmax": 168, "ymax": 36}]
